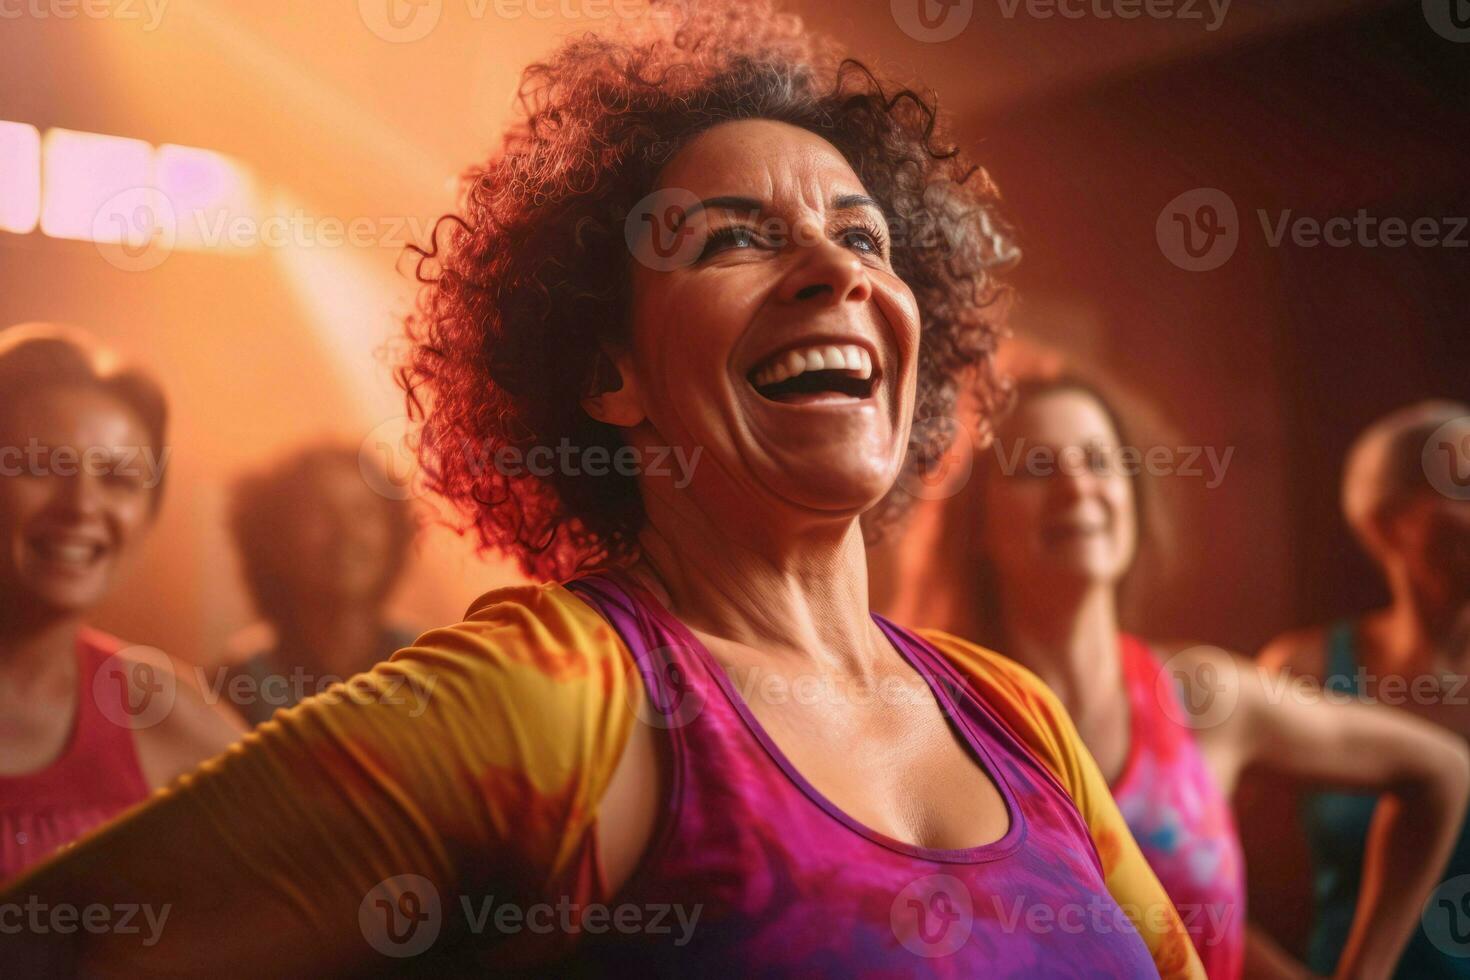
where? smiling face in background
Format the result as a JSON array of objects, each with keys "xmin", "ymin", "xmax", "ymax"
[
  {"xmin": 616, "ymin": 119, "xmax": 922, "ymax": 542},
  {"xmin": 287, "ymin": 459, "xmax": 396, "ymax": 606},
  {"xmin": 0, "ymin": 385, "xmax": 156, "ymax": 618},
  {"xmin": 981, "ymin": 389, "xmax": 1139, "ymax": 597}
]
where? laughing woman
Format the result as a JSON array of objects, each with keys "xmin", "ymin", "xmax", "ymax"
[
  {"xmin": 6, "ymin": 5, "xmax": 1201, "ymax": 976},
  {"xmin": 0, "ymin": 325, "xmax": 243, "ymax": 881}
]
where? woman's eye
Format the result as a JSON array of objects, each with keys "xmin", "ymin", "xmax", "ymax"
[
  {"xmin": 839, "ymin": 225, "xmax": 885, "ymax": 257},
  {"xmin": 699, "ymin": 225, "xmax": 760, "ymax": 259}
]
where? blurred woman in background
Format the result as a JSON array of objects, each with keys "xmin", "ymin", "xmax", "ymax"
[
  {"xmin": 0, "ymin": 323, "xmax": 242, "ymax": 879},
  {"xmin": 874, "ymin": 374, "xmax": 1470, "ymax": 979},
  {"xmin": 1262, "ymin": 400, "xmax": 1470, "ymax": 979},
  {"xmin": 225, "ymin": 444, "xmax": 417, "ymax": 726}
]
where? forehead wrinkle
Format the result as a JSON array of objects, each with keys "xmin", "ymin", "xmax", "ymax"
[{"xmin": 669, "ymin": 121, "xmax": 869, "ymax": 227}]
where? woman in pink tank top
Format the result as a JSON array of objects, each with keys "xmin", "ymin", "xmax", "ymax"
[
  {"xmin": 874, "ymin": 373, "xmax": 1470, "ymax": 978},
  {"xmin": 0, "ymin": 325, "xmax": 242, "ymax": 880}
]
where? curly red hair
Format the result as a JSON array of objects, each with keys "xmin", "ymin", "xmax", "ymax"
[{"xmin": 400, "ymin": 0, "xmax": 1016, "ymax": 581}]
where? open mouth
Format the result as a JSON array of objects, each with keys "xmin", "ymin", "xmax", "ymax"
[
  {"xmin": 28, "ymin": 534, "xmax": 108, "ymax": 570},
  {"xmin": 1041, "ymin": 522, "xmax": 1108, "ymax": 544},
  {"xmin": 748, "ymin": 343, "xmax": 877, "ymax": 404}
]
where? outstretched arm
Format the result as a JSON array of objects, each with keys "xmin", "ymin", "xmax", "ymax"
[
  {"xmin": 1184, "ymin": 647, "xmax": 1470, "ymax": 980},
  {"xmin": 2, "ymin": 586, "xmax": 635, "ymax": 978}
]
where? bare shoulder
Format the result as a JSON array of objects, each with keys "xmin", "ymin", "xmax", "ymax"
[
  {"xmin": 118, "ymin": 648, "xmax": 246, "ymax": 790},
  {"xmin": 1256, "ymin": 624, "xmax": 1332, "ymax": 681}
]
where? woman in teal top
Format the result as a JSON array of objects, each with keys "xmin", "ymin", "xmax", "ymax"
[
  {"xmin": 1301, "ymin": 622, "xmax": 1470, "ymax": 977},
  {"xmin": 1264, "ymin": 400, "xmax": 1470, "ymax": 977}
]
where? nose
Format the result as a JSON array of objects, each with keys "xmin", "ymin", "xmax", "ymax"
[
  {"xmin": 776, "ymin": 229, "xmax": 873, "ymax": 308},
  {"xmin": 1048, "ymin": 459, "xmax": 1097, "ymax": 506},
  {"xmin": 49, "ymin": 469, "xmax": 105, "ymax": 520}
]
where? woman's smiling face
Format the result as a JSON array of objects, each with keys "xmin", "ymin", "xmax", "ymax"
[{"xmin": 612, "ymin": 119, "xmax": 921, "ymax": 538}]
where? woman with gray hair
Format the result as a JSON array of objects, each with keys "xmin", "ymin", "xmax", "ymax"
[{"xmin": 1263, "ymin": 400, "xmax": 1470, "ymax": 978}]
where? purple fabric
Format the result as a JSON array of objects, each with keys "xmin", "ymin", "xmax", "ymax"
[{"xmin": 565, "ymin": 574, "xmax": 1158, "ymax": 977}]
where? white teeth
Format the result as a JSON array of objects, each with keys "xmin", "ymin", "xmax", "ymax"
[
  {"xmin": 36, "ymin": 541, "xmax": 98, "ymax": 564},
  {"xmin": 751, "ymin": 343, "xmax": 875, "ymax": 387}
]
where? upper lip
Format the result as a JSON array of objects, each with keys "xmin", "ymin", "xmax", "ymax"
[
  {"xmin": 1044, "ymin": 518, "xmax": 1107, "ymax": 537},
  {"xmin": 744, "ymin": 331, "xmax": 883, "ymax": 383},
  {"xmin": 28, "ymin": 529, "xmax": 109, "ymax": 550}
]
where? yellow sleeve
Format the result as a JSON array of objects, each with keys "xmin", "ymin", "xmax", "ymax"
[
  {"xmin": 3, "ymin": 583, "xmax": 634, "ymax": 978},
  {"xmin": 918, "ymin": 628, "xmax": 1206, "ymax": 980}
]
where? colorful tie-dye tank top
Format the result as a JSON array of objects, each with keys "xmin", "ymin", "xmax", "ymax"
[
  {"xmin": 564, "ymin": 575, "xmax": 1163, "ymax": 976},
  {"xmin": 5, "ymin": 580, "xmax": 1202, "ymax": 976},
  {"xmin": 1111, "ymin": 634, "xmax": 1246, "ymax": 979}
]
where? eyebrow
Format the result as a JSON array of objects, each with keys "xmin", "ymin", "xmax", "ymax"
[{"xmin": 673, "ymin": 193, "xmax": 884, "ymax": 230}]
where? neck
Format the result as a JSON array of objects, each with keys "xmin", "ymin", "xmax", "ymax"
[
  {"xmin": 0, "ymin": 604, "xmax": 83, "ymax": 692},
  {"xmin": 1380, "ymin": 565, "xmax": 1470, "ymax": 670},
  {"xmin": 1000, "ymin": 579, "xmax": 1122, "ymax": 718},
  {"xmin": 273, "ymin": 602, "xmax": 386, "ymax": 678},
  {"xmin": 632, "ymin": 494, "xmax": 883, "ymax": 675}
]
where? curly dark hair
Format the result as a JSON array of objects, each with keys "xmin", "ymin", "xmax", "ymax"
[{"xmin": 400, "ymin": 0, "xmax": 1016, "ymax": 581}]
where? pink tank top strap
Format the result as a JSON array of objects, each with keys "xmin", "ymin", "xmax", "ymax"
[
  {"xmin": 0, "ymin": 629, "xmax": 151, "ymax": 880},
  {"xmin": 1112, "ymin": 633, "xmax": 1247, "ymax": 980}
]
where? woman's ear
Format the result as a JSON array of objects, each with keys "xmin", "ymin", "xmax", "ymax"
[{"xmin": 581, "ymin": 348, "xmax": 646, "ymax": 427}]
